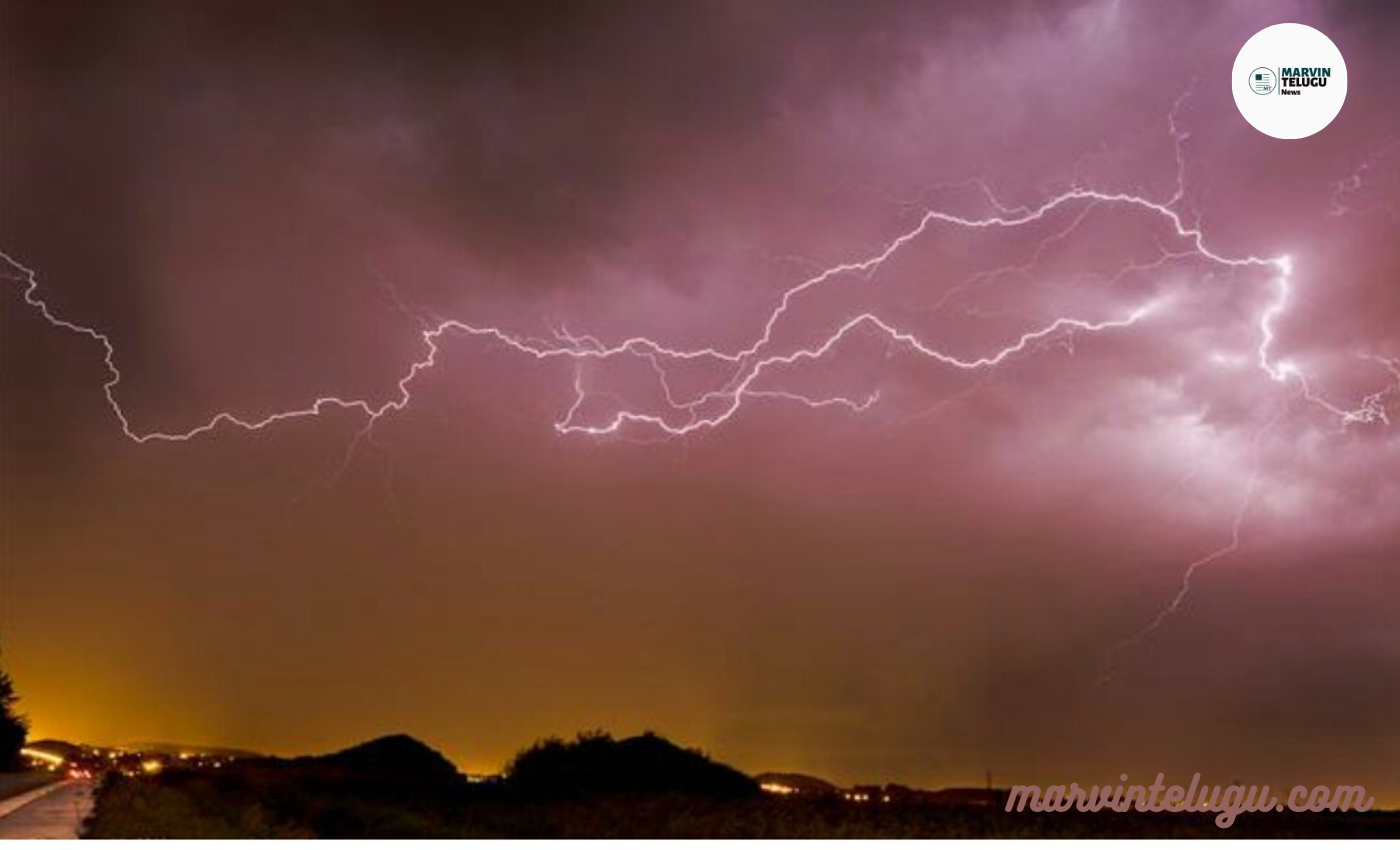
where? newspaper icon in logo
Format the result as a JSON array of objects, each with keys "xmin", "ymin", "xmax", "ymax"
[{"xmin": 1250, "ymin": 67, "xmax": 1277, "ymax": 95}]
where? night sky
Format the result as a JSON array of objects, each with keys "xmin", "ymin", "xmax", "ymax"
[{"xmin": 2, "ymin": 1, "xmax": 1399, "ymax": 800}]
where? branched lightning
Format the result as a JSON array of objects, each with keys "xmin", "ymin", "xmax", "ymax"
[
  {"xmin": 5, "ymin": 179, "xmax": 1384, "ymax": 441},
  {"xmin": 2, "ymin": 191, "xmax": 1172, "ymax": 442},
  {"xmin": 4, "ymin": 101, "xmax": 1398, "ymax": 672}
]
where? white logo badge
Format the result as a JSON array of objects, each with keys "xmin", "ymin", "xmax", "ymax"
[{"xmin": 1232, "ymin": 23, "xmax": 1346, "ymax": 139}]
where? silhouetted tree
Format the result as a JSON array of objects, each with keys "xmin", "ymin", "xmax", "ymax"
[{"xmin": 0, "ymin": 648, "xmax": 27, "ymax": 770}]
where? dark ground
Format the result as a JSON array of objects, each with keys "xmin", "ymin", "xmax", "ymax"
[{"xmin": 81, "ymin": 735, "xmax": 1400, "ymax": 839}]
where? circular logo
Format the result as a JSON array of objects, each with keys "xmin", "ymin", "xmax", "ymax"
[
  {"xmin": 1248, "ymin": 67, "xmax": 1276, "ymax": 95},
  {"xmin": 1233, "ymin": 24, "xmax": 1346, "ymax": 139}
]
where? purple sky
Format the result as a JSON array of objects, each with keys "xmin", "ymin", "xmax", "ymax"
[{"xmin": 3, "ymin": 0, "xmax": 1399, "ymax": 799}]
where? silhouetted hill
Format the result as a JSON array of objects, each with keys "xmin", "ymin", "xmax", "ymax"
[
  {"xmin": 754, "ymin": 772, "xmax": 840, "ymax": 796},
  {"xmin": 294, "ymin": 734, "xmax": 461, "ymax": 784},
  {"xmin": 130, "ymin": 742, "xmax": 264, "ymax": 759},
  {"xmin": 504, "ymin": 732, "xmax": 758, "ymax": 800},
  {"xmin": 26, "ymin": 739, "xmax": 263, "ymax": 760},
  {"xmin": 87, "ymin": 734, "xmax": 471, "ymax": 838},
  {"xmin": 23, "ymin": 739, "xmax": 84, "ymax": 760}
]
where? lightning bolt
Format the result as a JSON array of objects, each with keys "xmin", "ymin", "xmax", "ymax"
[
  {"xmin": 3, "ymin": 189, "xmax": 1175, "ymax": 443},
  {"xmin": 4, "ymin": 183, "xmax": 1382, "ymax": 441},
  {"xmin": 4, "ymin": 105, "xmax": 1397, "ymax": 674},
  {"xmin": 1098, "ymin": 400, "xmax": 1290, "ymax": 683},
  {"xmin": 1329, "ymin": 135, "xmax": 1400, "ymax": 220}
]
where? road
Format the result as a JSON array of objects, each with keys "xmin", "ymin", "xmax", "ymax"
[{"xmin": 0, "ymin": 779, "xmax": 95, "ymax": 839}]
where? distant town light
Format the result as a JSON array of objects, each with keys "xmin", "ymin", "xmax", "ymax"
[{"xmin": 20, "ymin": 747, "xmax": 65, "ymax": 767}]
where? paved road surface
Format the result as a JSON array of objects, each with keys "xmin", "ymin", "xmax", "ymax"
[{"xmin": 0, "ymin": 779, "xmax": 94, "ymax": 839}]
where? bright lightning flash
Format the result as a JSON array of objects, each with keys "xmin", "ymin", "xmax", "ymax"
[
  {"xmin": 4, "ymin": 112, "xmax": 1399, "ymax": 666},
  {"xmin": 4, "ymin": 194, "xmax": 1383, "ymax": 443}
]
